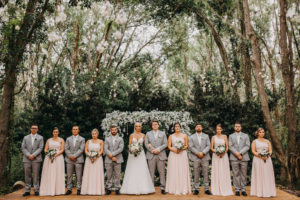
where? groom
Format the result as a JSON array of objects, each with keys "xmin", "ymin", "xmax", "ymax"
[
  {"xmin": 229, "ymin": 122, "xmax": 250, "ymax": 196},
  {"xmin": 104, "ymin": 124, "xmax": 124, "ymax": 195},
  {"xmin": 189, "ymin": 123, "xmax": 212, "ymax": 195},
  {"xmin": 145, "ymin": 120, "xmax": 168, "ymax": 194},
  {"xmin": 65, "ymin": 125, "xmax": 85, "ymax": 195}
]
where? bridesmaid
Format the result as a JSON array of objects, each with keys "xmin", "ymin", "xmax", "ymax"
[
  {"xmin": 210, "ymin": 124, "xmax": 233, "ymax": 196},
  {"xmin": 40, "ymin": 127, "xmax": 65, "ymax": 196},
  {"xmin": 81, "ymin": 129, "xmax": 105, "ymax": 195},
  {"xmin": 165, "ymin": 122, "xmax": 191, "ymax": 195},
  {"xmin": 250, "ymin": 128, "xmax": 276, "ymax": 197}
]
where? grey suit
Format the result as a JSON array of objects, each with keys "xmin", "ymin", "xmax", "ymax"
[
  {"xmin": 145, "ymin": 130, "xmax": 168, "ymax": 190},
  {"xmin": 21, "ymin": 134, "xmax": 44, "ymax": 192},
  {"xmin": 104, "ymin": 134, "xmax": 124, "ymax": 190},
  {"xmin": 65, "ymin": 135, "xmax": 85, "ymax": 190},
  {"xmin": 188, "ymin": 132, "xmax": 211, "ymax": 191},
  {"xmin": 229, "ymin": 132, "xmax": 250, "ymax": 192}
]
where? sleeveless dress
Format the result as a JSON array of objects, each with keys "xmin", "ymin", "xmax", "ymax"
[
  {"xmin": 165, "ymin": 135, "xmax": 191, "ymax": 195},
  {"xmin": 40, "ymin": 138, "xmax": 65, "ymax": 196},
  {"xmin": 250, "ymin": 139, "xmax": 276, "ymax": 197},
  {"xmin": 81, "ymin": 141, "xmax": 105, "ymax": 195},
  {"xmin": 120, "ymin": 137, "xmax": 155, "ymax": 194},
  {"xmin": 211, "ymin": 136, "xmax": 233, "ymax": 196}
]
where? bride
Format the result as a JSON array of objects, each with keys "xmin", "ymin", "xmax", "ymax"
[{"xmin": 120, "ymin": 122, "xmax": 155, "ymax": 194}]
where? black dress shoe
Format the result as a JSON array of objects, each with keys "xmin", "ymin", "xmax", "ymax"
[
  {"xmin": 205, "ymin": 190, "xmax": 212, "ymax": 195},
  {"xmin": 23, "ymin": 192, "xmax": 30, "ymax": 197},
  {"xmin": 161, "ymin": 190, "xmax": 166, "ymax": 195},
  {"xmin": 34, "ymin": 191, "xmax": 39, "ymax": 196},
  {"xmin": 115, "ymin": 190, "xmax": 120, "ymax": 195},
  {"xmin": 193, "ymin": 190, "xmax": 199, "ymax": 195},
  {"xmin": 65, "ymin": 190, "xmax": 72, "ymax": 195},
  {"xmin": 105, "ymin": 190, "xmax": 111, "ymax": 195},
  {"xmin": 242, "ymin": 191, "xmax": 248, "ymax": 196},
  {"xmin": 236, "ymin": 191, "xmax": 240, "ymax": 196},
  {"xmin": 77, "ymin": 190, "xmax": 81, "ymax": 195}
]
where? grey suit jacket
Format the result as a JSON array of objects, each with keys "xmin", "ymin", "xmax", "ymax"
[
  {"xmin": 188, "ymin": 133, "xmax": 211, "ymax": 161},
  {"xmin": 21, "ymin": 134, "xmax": 44, "ymax": 163},
  {"xmin": 65, "ymin": 135, "xmax": 85, "ymax": 164},
  {"xmin": 145, "ymin": 130, "xmax": 168, "ymax": 161},
  {"xmin": 104, "ymin": 135, "xmax": 124, "ymax": 164},
  {"xmin": 229, "ymin": 132, "xmax": 250, "ymax": 161}
]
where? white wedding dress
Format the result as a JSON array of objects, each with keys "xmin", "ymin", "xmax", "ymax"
[{"xmin": 120, "ymin": 137, "xmax": 155, "ymax": 194}]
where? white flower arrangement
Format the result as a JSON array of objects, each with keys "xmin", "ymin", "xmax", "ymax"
[
  {"xmin": 174, "ymin": 140, "xmax": 184, "ymax": 150},
  {"xmin": 215, "ymin": 145, "xmax": 226, "ymax": 156},
  {"xmin": 129, "ymin": 143, "xmax": 142, "ymax": 157},
  {"xmin": 46, "ymin": 149, "xmax": 57, "ymax": 163},
  {"xmin": 259, "ymin": 148, "xmax": 269, "ymax": 163},
  {"xmin": 101, "ymin": 111, "xmax": 193, "ymax": 137}
]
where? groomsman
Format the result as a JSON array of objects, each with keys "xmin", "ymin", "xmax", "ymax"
[
  {"xmin": 21, "ymin": 124, "xmax": 44, "ymax": 196},
  {"xmin": 188, "ymin": 123, "xmax": 212, "ymax": 195},
  {"xmin": 104, "ymin": 124, "xmax": 124, "ymax": 195},
  {"xmin": 65, "ymin": 125, "xmax": 85, "ymax": 195},
  {"xmin": 229, "ymin": 122, "xmax": 250, "ymax": 196}
]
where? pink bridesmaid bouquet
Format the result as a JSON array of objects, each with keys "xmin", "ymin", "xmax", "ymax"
[
  {"xmin": 215, "ymin": 145, "xmax": 226, "ymax": 156},
  {"xmin": 174, "ymin": 140, "xmax": 184, "ymax": 150},
  {"xmin": 129, "ymin": 143, "xmax": 142, "ymax": 157},
  {"xmin": 46, "ymin": 149, "xmax": 57, "ymax": 163},
  {"xmin": 88, "ymin": 150, "xmax": 99, "ymax": 163},
  {"xmin": 259, "ymin": 149, "xmax": 269, "ymax": 163}
]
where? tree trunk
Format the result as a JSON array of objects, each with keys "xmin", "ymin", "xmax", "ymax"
[
  {"xmin": 238, "ymin": 0, "xmax": 252, "ymax": 101},
  {"xmin": 0, "ymin": 0, "xmax": 50, "ymax": 187},
  {"xmin": 279, "ymin": 0, "xmax": 298, "ymax": 185},
  {"xmin": 242, "ymin": 0, "xmax": 290, "ymax": 182}
]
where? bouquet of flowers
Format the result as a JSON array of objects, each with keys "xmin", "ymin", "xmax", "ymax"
[
  {"xmin": 215, "ymin": 145, "xmax": 226, "ymax": 156},
  {"xmin": 129, "ymin": 143, "xmax": 142, "ymax": 157},
  {"xmin": 46, "ymin": 149, "xmax": 57, "ymax": 163},
  {"xmin": 259, "ymin": 149, "xmax": 269, "ymax": 163},
  {"xmin": 174, "ymin": 140, "xmax": 185, "ymax": 150},
  {"xmin": 87, "ymin": 150, "xmax": 99, "ymax": 163}
]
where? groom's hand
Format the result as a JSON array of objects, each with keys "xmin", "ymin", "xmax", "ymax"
[
  {"xmin": 108, "ymin": 153, "xmax": 113, "ymax": 158},
  {"xmin": 112, "ymin": 157, "xmax": 117, "ymax": 162}
]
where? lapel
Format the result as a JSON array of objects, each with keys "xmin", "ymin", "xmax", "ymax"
[{"xmin": 239, "ymin": 132, "xmax": 244, "ymax": 147}]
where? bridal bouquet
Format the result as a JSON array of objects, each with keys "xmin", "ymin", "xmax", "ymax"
[
  {"xmin": 215, "ymin": 145, "xmax": 226, "ymax": 156},
  {"xmin": 46, "ymin": 149, "xmax": 57, "ymax": 163},
  {"xmin": 129, "ymin": 143, "xmax": 142, "ymax": 157},
  {"xmin": 174, "ymin": 140, "xmax": 185, "ymax": 150},
  {"xmin": 88, "ymin": 150, "xmax": 99, "ymax": 163},
  {"xmin": 259, "ymin": 149, "xmax": 269, "ymax": 163}
]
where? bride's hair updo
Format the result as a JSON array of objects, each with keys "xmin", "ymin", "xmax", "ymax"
[
  {"xmin": 255, "ymin": 127, "xmax": 264, "ymax": 137},
  {"xmin": 91, "ymin": 128, "xmax": 99, "ymax": 135}
]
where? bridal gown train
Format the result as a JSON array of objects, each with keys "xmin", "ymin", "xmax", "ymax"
[{"xmin": 120, "ymin": 137, "xmax": 155, "ymax": 195}]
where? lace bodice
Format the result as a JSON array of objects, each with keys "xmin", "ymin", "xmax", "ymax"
[{"xmin": 132, "ymin": 137, "xmax": 143, "ymax": 144}]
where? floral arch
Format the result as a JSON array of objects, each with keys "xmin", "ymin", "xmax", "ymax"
[{"xmin": 101, "ymin": 111, "xmax": 194, "ymax": 137}]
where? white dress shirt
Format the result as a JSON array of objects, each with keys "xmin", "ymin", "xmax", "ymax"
[
  {"xmin": 153, "ymin": 130, "xmax": 159, "ymax": 139},
  {"xmin": 73, "ymin": 135, "xmax": 79, "ymax": 147},
  {"xmin": 196, "ymin": 132, "xmax": 202, "ymax": 146},
  {"xmin": 112, "ymin": 135, "xmax": 117, "ymax": 146},
  {"xmin": 31, "ymin": 133, "xmax": 37, "ymax": 146},
  {"xmin": 236, "ymin": 132, "xmax": 241, "ymax": 145}
]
